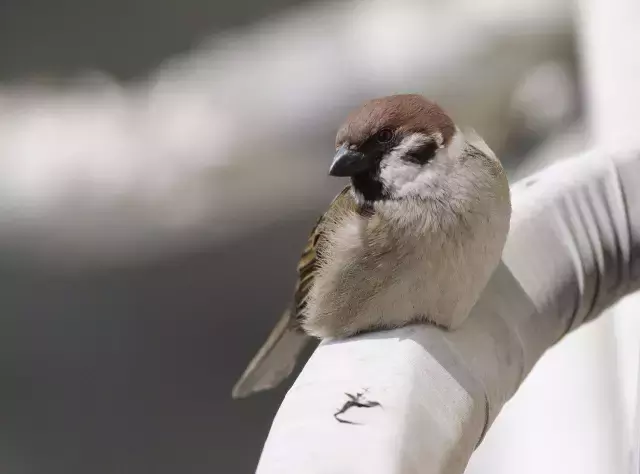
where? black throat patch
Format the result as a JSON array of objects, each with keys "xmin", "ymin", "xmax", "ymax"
[{"xmin": 351, "ymin": 170, "xmax": 387, "ymax": 202}]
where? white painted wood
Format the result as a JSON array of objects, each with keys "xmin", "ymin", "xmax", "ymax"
[
  {"xmin": 467, "ymin": 0, "xmax": 640, "ymax": 472},
  {"xmin": 256, "ymin": 147, "xmax": 640, "ymax": 474},
  {"xmin": 256, "ymin": 263, "xmax": 544, "ymax": 474},
  {"xmin": 579, "ymin": 0, "xmax": 640, "ymax": 470}
]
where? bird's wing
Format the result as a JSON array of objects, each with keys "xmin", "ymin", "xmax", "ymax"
[
  {"xmin": 292, "ymin": 184, "xmax": 358, "ymax": 323},
  {"xmin": 231, "ymin": 185, "xmax": 358, "ymax": 398}
]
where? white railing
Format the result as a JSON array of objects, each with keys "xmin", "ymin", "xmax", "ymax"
[{"xmin": 256, "ymin": 149, "xmax": 640, "ymax": 474}]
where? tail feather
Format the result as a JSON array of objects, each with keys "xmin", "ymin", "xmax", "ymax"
[{"xmin": 232, "ymin": 310, "xmax": 311, "ymax": 399}]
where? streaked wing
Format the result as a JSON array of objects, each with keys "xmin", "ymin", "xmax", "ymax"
[
  {"xmin": 292, "ymin": 185, "xmax": 358, "ymax": 323},
  {"xmin": 230, "ymin": 186, "xmax": 359, "ymax": 398}
]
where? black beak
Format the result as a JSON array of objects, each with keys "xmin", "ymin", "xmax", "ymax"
[{"xmin": 329, "ymin": 145, "xmax": 370, "ymax": 177}]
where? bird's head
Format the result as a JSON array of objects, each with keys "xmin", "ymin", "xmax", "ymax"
[{"xmin": 331, "ymin": 94, "xmax": 467, "ymax": 204}]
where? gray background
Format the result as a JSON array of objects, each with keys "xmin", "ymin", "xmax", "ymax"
[{"xmin": 1, "ymin": 1, "xmax": 317, "ymax": 473}]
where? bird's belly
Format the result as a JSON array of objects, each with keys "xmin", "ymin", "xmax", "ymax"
[
  {"xmin": 362, "ymin": 247, "xmax": 481, "ymax": 331},
  {"xmin": 303, "ymin": 222, "xmax": 506, "ymax": 339}
]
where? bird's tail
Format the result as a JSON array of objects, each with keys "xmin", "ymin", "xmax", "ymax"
[{"xmin": 232, "ymin": 309, "xmax": 311, "ymax": 399}]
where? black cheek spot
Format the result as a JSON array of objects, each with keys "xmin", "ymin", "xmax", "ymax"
[{"xmin": 404, "ymin": 141, "xmax": 439, "ymax": 165}]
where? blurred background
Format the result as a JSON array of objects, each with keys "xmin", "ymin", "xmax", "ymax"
[{"xmin": 0, "ymin": 0, "xmax": 638, "ymax": 472}]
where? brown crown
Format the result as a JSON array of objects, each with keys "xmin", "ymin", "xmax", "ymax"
[{"xmin": 335, "ymin": 94, "xmax": 455, "ymax": 148}]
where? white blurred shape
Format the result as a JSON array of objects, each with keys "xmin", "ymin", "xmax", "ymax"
[
  {"xmin": 510, "ymin": 61, "xmax": 576, "ymax": 133},
  {"xmin": 0, "ymin": 0, "xmax": 572, "ymax": 264},
  {"xmin": 467, "ymin": 0, "xmax": 640, "ymax": 471}
]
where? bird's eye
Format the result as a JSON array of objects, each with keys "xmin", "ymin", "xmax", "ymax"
[{"xmin": 376, "ymin": 129, "xmax": 393, "ymax": 143}]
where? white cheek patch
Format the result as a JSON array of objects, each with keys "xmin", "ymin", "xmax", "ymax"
[
  {"xmin": 378, "ymin": 133, "xmax": 430, "ymax": 191},
  {"xmin": 379, "ymin": 130, "xmax": 466, "ymax": 198},
  {"xmin": 432, "ymin": 131, "xmax": 444, "ymax": 147}
]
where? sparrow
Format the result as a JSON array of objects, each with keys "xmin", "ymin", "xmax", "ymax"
[{"xmin": 232, "ymin": 94, "xmax": 511, "ymax": 399}]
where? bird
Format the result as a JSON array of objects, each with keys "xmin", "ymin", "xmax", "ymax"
[{"xmin": 231, "ymin": 94, "xmax": 511, "ymax": 399}]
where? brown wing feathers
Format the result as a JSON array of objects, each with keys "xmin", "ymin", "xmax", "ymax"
[{"xmin": 292, "ymin": 185, "xmax": 355, "ymax": 323}]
